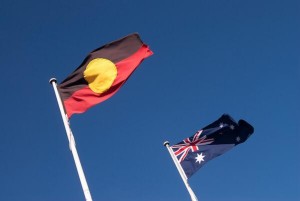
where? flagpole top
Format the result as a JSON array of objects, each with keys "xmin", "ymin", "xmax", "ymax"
[
  {"xmin": 163, "ymin": 141, "xmax": 170, "ymax": 146},
  {"xmin": 49, "ymin": 78, "xmax": 57, "ymax": 84}
]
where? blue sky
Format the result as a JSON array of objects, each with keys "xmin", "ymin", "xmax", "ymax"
[{"xmin": 0, "ymin": 0, "xmax": 299, "ymax": 200}]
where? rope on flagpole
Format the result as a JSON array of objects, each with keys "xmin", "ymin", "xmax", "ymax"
[
  {"xmin": 164, "ymin": 141, "xmax": 198, "ymax": 201},
  {"xmin": 50, "ymin": 78, "xmax": 93, "ymax": 201}
]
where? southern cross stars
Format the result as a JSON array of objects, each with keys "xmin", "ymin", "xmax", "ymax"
[
  {"xmin": 219, "ymin": 123, "xmax": 235, "ymax": 130},
  {"xmin": 195, "ymin": 153, "xmax": 205, "ymax": 164}
]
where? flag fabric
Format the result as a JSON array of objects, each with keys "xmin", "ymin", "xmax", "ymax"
[
  {"xmin": 171, "ymin": 114, "xmax": 254, "ymax": 178},
  {"xmin": 58, "ymin": 33, "xmax": 153, "ymax": 118}
]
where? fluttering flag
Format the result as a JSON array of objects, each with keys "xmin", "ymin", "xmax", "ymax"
[
  {"xmin": 171, "ymin": 114, "xmax": 254, "ymax": 178},
  {"xmin": 58, "ymin": 33, "xmax": 153, "ymax": 117}
]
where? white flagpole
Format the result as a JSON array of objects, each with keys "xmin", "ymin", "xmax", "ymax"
[
  {"xmin": 50, "ymin": 78, "xmax": 93, "ymax": 201},
  {"xmin": 163, "ymin": 141, "xmax": 198, "ymax": 201}
]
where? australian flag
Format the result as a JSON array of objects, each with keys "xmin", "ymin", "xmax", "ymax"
[{"xmin": 171, "ymin": 114, "xmax": 254, "ymax": 178}]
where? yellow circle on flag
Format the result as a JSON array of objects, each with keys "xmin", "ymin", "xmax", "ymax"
[{"xmin": 84, "ymin": 58, "xmax": 117, "ymax": 94}]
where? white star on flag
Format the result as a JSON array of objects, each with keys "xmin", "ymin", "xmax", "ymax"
[{"xmin": 195, "ymin": 153, "xmax": 205, "ymax": 164}]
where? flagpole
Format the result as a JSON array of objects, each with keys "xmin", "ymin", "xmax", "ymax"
[
  {"xmin": 50, "ymin": 78, "xmax": 93, "ymax": 201},
  {"xmin": 163, "ymin": 141, "xmax": 198, "ymax": 201}
]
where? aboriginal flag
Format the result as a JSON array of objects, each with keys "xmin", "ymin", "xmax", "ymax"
[
  {"xmin": 58, "ymin": 33, "xmax": 153, "ymax": 118},
  {"xmin": 170, "ymin": 114, "xmax": 254, "ymax": 178}
]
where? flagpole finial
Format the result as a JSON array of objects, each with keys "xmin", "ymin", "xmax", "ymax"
[
  {"xmin": 163, "ymin": 141, "xmax": 170, "ymax": 146},
  {"xmin": 49, "ymin": 78, "xmax": 57, "ymax": 84}
]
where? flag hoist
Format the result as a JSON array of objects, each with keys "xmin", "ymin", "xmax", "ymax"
[
  {"xmin": 49, "ymin": 33, "xmax": 153, "ymax": 201},
  {"xmin": 50, "ymin": 78, "xmax": 93, "ymax": 201},
  {"xmin": 164, "ymin": 141, "xmax": 198, "ymax": 201},
  {"xmin": 164, "ymin": 114, "xmax": 254, "ymax": 201}
]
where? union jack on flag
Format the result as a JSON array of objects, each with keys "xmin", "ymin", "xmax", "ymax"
[{"xmin": 171, "ymin": 130, "xmax": 214, "ymax": 162}]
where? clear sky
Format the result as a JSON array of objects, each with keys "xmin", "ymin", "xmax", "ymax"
[{"xmin": 0, "ymin": 0, "xmax": 299, "ymax": 201}]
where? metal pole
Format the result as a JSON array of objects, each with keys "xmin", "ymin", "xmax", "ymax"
[
  {"xmin": 50, "ymin": 78, "xmax": 93, "ymax": 201},
  {"xmin": 164, "ymin": 141, "xmax": 198, "ymax": 201}
]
